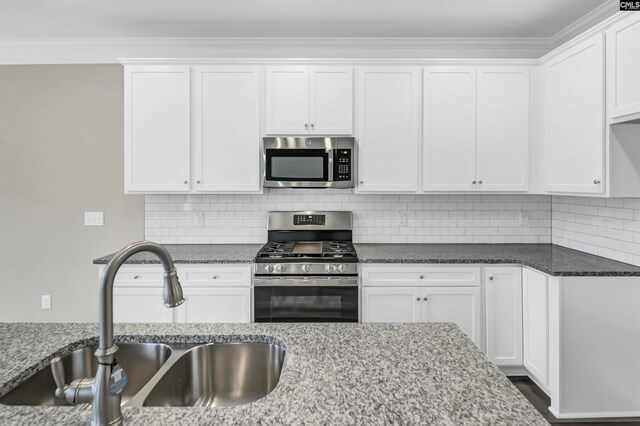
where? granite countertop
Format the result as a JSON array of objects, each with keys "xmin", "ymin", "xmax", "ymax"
[
  {"xmin": 93, "ymin": 244, "xmax": 262, "ymax": 265},
  {"xmin": 94, "ymin": 243, "xmax": 640, "ymax": 276},
  {"xmin": 354, "ymin": 243, "xmax": 640, "ymax": 276},
  {"xmin": 0, "ymin": 322, "xmax": 548, "ymax": 425}
]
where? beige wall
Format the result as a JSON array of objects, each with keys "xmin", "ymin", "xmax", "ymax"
[{"xmin": 0, "ymin": 65, "xmax": 143, "ymax": 322}]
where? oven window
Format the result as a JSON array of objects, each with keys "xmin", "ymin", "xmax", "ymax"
[
  {"xmin": 254, "ymin": 286, "xmax": 358, "ymax": 322},
  {"xmin": 265, "ymin": 149, "xmax": 328, "ymax": 181}
]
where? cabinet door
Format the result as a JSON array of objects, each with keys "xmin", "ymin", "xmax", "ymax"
[
  {"xmin": 309, "ymin": 66, "xmax": 353, "ymax": 135},
  {"xmin": 542, "ymin": 34, "xmax": 605, "ymax": 194},
  {"xmin": 421, "ymin": 287, "xmax": 482, "ymax": 346},
  {"xmin": 607, "ymin": 13, "xmax": 640, "ymax": 119},
  {"xmin": 522, "ymin": 268, "xmax": 549, "ymax": 387},
  {"xmin": 423, "ymin": 67, "xmax": 477, "ymax": 192},
  {"xmin": 124, "ymin": 66, "xmax": 191, "ymax": 193},
  {"xmin": 113, "ymin": 287, "xmax": 174, "ymax": 323},
  {"xmin": 175, "ymin": 287, "xmax": 251, "ymax": 323},
  {"xmin": 485, "ymin": 267, "xmax": 523, "ymax": 366},
  {"xmin": 266, "ymin": 66, "xmax": 309, "ymax": 134},
  {"xmin": 356, "ymin": 67, "xmax": 420, "ymax": 192},
  {"xmin": 361, "ymin": 287, "xmax": 421, "ymax": 322},
  {"xmin": 476, "ymin": 67, "xmax": 530, "ymax": 192},
  {"xmin": 193, "ymin": 67, "xmax": 261, "ymax": 192}
]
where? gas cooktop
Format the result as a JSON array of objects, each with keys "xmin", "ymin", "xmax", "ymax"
[{"xmin": 256, "ymin": 240, "xmax": 357, "ymax": 259}]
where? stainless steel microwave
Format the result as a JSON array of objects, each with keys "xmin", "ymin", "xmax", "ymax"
[{"xmin": 263, "ymin": 137, "xmax": 355, "ymax": 189}]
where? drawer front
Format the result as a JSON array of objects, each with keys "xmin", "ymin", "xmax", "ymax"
[
  {"xmin": 361, "ymin": 265, "xmax": 481, "ymax": 287},
  {"xmin": 178, "ymin": 265, "xmax": 252, "ymax": 287},
  {"xmin": 110, "ymin": 265, "xmax": 165, "ymax": 287}
]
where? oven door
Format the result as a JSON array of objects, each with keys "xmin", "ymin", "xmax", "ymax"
[
  {"xmin": 254, "ymin": 277, "xmax": 358, "ymax": 322},
  {"xmin": 264, "ymin": 148, "xmax": 332, "ymax": 188}
]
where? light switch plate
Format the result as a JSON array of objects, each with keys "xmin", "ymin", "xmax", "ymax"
[
  {"xmin": 41, "ymin": 295, "xmax": 52, "ymax": 310},
  {"xmin": 85, "ymin": 212, "xmax": 104, "ymax": 226}
]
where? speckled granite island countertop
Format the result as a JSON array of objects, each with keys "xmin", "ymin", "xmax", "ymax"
[
  {"xmin": 93, "ymin": 244, "xmax": 262, "ymax": 265},
  {"xmin": 0, "ymin": 322, "xmax": 547, "ymax": 425},
  {"xmin": 355, "ymin": 243, "xmax": 640, "ymax": 276}
]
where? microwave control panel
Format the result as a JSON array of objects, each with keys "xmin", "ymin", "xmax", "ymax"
[{"xmin": 334, "ymin": 149, "xmax": 352, "ymax": 181}]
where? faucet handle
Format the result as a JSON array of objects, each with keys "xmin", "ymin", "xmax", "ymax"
[{"xmin": 51, "ymin": 357, "xmax": 68, "ymax": 399}]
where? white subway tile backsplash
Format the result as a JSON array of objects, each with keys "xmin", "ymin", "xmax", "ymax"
[{"xmin": 145, "ymin": 191, "xmax": 551, "ymax": 245}]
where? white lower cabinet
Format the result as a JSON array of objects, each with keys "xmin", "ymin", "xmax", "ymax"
[
  {"xmin": 361, "ymin": 265, "xmax": 482, "ymax": 346},
  {"xmin": 522, "ymin": 268, "xmax": 549, "ymax": 388},
  {"xmin": 485, "ymin": 267, "xmax": 523, "ymax": 366},
  {"xmin": 107, "ymin": 264, "xmax": 251, "ymax": 323}
]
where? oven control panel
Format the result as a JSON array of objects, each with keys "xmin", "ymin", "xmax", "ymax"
[
  {"xmin": 294, "ymin": 214, "xmax": 326, "ymax": 225},
  {"xmin": 333, "ymin": 149, "xmax": 352, "ymax": 181}
]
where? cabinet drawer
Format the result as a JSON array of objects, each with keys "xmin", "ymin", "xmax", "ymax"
[
  {"xmin": 361, "ymin": 265, "xmax": 481, "ymax": 287},
  {"xmin": 110, "ymin": 266, "xmax": 165, "ymax": 287},
  {"xmin": 178, "ymin": 265, "xmax": 252, "ymax": 287}
]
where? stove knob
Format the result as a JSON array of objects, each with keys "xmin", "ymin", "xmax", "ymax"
[
  {"xmin": 301, "ymin": 264, "xmax": 311, "ymax": 273},
  {"xmin": 325, "ymin": 264, "xmax": 336, "ymax": 273},
  {"xmin": 337, "ymin": 264, "xmax": 347, "ymax": 273},
  {"xmin": 265, "ymin": 264, "xmax": 274, "ymax": 273},
  {"xmin": 274, "ymin": 264, "xmax": 286, "ymax": 273}
]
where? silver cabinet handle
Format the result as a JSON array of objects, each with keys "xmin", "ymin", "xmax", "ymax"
[
  {"xmin": 359, "ymin": 181, "xmax": 364, "ymax": 184},
  {"xmin": 416, "ymin": 297, "xmax": 420, "ymax": 301},
  {"xmin": 310, "ymin": 124, "xmax": 315, "ymax": 129},
  {"xmin": 478, "ymin": 180, "xmax": 483, "ymax": 184},
  {"xmin": 304, "ymin": 124, "xmax": 309, "ymax": 130},
  {"xmin": 183, "ymin": 180, "xmax": 188, "ymax": 184},
  {"xmin": 197, "ymin": 180, "xmax": 201, "ymax": 184},
  {"xmin": 133, "ymin": 275, "xmax": 140, "ymax": 280},
  {"xmin": 423, "ymin": 297, "xmax": 428, "ymax": 301},
  {"xmin": 472, "ymin": 180, "xmax": 477, "ymax": 184},
  {"xmin": 594, "ymin": 180, "xmax": 601, "ymax": 184},
  {"xmin": 419, "ymin": 275, "xmax": 424, "ymax": 279},
  {"xmin": 489, "ymin": 276, "xmax": 494, "ymax": 281},
  {"xmin": 212, "ymin": 275, "xmax": 218, "ymax": 279}
]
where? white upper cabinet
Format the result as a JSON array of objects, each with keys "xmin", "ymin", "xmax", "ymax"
[
  {"xmin": 423, "ymin": 66, "xmax": 477, "ymax": 191},
  {"xmin": 607, "ymin": 13, "xmax": 640, "ymax": 120},
  {"xmin": 476, "ymin": 67, "xmax": 530, "ymax": 192},
  {"xmin": 124, "ymin": 66, "xmax": 191, "ymax": 193},
  {"xmin": 423, "ymin": 66, "xmax": 530, "ymax": 192},
  {"xmin": 266, "ymin": 66, "xmax": 353, "ymax": 135},
  {"xmin": 540, "ymin": 34, "xmax": 605, "ymax": 194},
  {"xmin": 193, "ymin": 66, "xmax": 261, "ymax": 192},
  {"xmin": 356, "ymin": 67, "xmax": 420, "ymax": 192}
]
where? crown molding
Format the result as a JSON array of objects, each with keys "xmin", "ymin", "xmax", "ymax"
[
  {"xmin": 549, "ymin": 0, "xmax": 620, "ymax": 48},
  {"xmin": 0, "ymin": 36, "xmax": 550, "ymax": 64}
]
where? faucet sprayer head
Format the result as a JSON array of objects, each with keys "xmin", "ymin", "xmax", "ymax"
[{"xmin": 163, "ymin": 269, "xmax": 185, "ymax": 308}]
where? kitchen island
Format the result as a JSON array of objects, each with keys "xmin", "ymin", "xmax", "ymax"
[{"xmin": 0, "ymin": 322, "xmax": 547, "ymax": 425}]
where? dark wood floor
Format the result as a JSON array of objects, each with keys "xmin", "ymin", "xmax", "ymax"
[{"xmin": 509, "ymin": 377, "xmax": 640, "ymax": 425}]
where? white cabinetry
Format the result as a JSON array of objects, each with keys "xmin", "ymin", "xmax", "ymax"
[
  {"xmin": 193, "ymin": 67, "xmax": 261, "ymax": 192},
  {"xmin": 361, "ymin": 265, "xmax": 482, "ymax": 346},
  {"xmin": 522, "ymin": 268, "xmax": 549, "ymax": 389},
  {"xmin": 423, "ymin": 66, "xmax": 529, "ymax": 192},
  {"xmin": 540, "ymin": 34, "xmax": 605, "ymax": 194},
  {"xmin": 607, "ymin": 13, "xmax": 640, "ymax": 120},
  {"xmin": 485, "ymin": 267, "xmax": 523, "ymax": 366},
  {"xmin": 124, "ymin": 66, "xmax": 191, "ymax": 193},
  {"xmin": 356, "ymin": 67, "xmax": 420, "ymax": 192},
  {"xmin": 108, "ymin": 264, "xmax": 251, "ymax": 323},
  {"xmin": 266, "ymin": 66, "xmax": 353, "ymax": 135}
]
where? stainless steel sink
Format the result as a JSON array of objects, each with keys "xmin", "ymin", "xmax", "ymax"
[
  {"xmin": 0, "ymin": 343, "xmax": 172, "ymax": 406},
  {"xmin": 143, "ymin": 342, "xmax": 286, "ymax": 407}
]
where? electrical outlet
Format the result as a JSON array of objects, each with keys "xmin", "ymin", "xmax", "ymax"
[
  {"xmin": 603, "ymin": 219, "xmax": 614, "ymax": 237},
  {"xmin": 41, "ymin": 295, "xmax": 52, "ymax": 310},
  {"xmin": 397, "ymin": 212, "xmax": 407, "ymax": 227},
  {"xmin": 194, "ymin": 213, "xmax": 204, "ymax": 227},
  {"xmin": 519, "ymin": 211, "xmax": 530, "ymax": 227},
  {"xmin": 84, "ymin": 212, "xmax": 104, "ymax": 226}
]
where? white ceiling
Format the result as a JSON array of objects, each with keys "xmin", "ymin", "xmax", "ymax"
[{"xmin": 0, "ymin": 0, "xmax": 609, "ymax": 39}]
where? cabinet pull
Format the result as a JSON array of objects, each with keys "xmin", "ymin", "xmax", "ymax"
[
  {"xmin": 359, "ymin": 181, "xmax": 364, "ymax": 184},
  {"xmin": 310, "ymin": 123, "xmax": 315, "ymax": 130},
  {"xmin": 212, "ymin": 275, "xmax": 218, "ymax": 279},
  {"xmin": 183, "ymin": 180, "xmax": 188, "ymax": 184},
  {"xmin": 423, "ymin": 297, "xmax": 428, "ymax": 301},
  {"xmin": 472, "ymin": 180, "xmax": 477, "ymax": 184},
  {"xmin": 416, "ymin": 297, "xmax": 420, "ymax": 301},
  {"xmin": 304, "ymin": 124, "xmax": 309, "ymax": 130},
  {"xmin": 489, "ymin": 276, "xmax": 494, "ymax": 281},
  {"xmin": 594, "ymin": 179, "xmax": 601, "ymax": 184},
  {"xmin": 419, "ymin": 275, "xmax": 424, "ymax": 279},
  {"xmin": 197, "ymin": 180, "xmax": 201, "ymax": 184},
  {"xmin": 478, "ymin": 180, "xmax": 483, "ymax": 184},
  {"xmin": 133, "ymin": 275, "xmax": 141, "ymax": 280}
]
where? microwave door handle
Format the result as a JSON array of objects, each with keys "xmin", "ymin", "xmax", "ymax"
[{"xmin": 327, "ymin": 149, "xmax": 334, "ymax": 182}]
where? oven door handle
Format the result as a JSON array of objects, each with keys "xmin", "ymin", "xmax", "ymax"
[{"xmin": 253, "ymin": 276, "xmax": 358, "ymax": 287}]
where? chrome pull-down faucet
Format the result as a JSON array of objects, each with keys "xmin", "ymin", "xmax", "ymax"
[{"xmin": 51, "ymin": 241, "xmax": 184, "ymax": 426}]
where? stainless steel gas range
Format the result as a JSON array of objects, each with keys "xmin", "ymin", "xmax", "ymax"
[{"xmin": 253, "ymin": 211, "xmax": 358, "ymax": 322}]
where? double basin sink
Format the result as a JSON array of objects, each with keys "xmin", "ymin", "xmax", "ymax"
[{"xmin": 1, "ymin": 340, "xmax": 286, "ymax": 408}]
